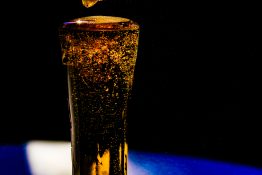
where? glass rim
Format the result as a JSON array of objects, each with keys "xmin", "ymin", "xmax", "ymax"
[{"xmin": 62, "ymin": 15, "xmax": 140, "ymax": 31}]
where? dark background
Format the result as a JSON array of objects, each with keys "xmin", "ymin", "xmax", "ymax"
[{"xmin": 1, "ymin": 0, "xmax": 260, "ymax": 169}]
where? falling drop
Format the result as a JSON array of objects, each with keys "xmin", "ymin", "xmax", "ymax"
[{"xmin": 82, "ymin": 0, "xmax": 103, "ymax": 8}]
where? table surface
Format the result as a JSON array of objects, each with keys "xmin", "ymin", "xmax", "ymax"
[{"xmin": 1, "ymin": 140, "xmax": 262, "ymax": 175}]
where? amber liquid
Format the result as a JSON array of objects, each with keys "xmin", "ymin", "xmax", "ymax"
[
  {"xmin": 59, "ymin": 16, "xmax": 139, "ymax": 175},
  {"xmin": 82, "ymin": 0, "xmax": 102, "ymax": 8}
]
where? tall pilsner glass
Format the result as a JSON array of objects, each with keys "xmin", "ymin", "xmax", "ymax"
[{"xmin": 59, "ymin": 16, "xmax": 140, "ymax": 175}]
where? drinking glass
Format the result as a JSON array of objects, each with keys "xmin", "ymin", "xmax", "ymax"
[{"xmin": 59, "ymin": 15, "xmax": 139, "ymax": 175}]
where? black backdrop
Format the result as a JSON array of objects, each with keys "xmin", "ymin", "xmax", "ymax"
[{"xmin": 1, "ymin": 0, "xmax": 260, "ymax": 168}]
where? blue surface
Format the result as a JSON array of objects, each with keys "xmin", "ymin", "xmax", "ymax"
[
  {"xmin": 0, "ymin": 144, "xmax": 31, "ymax": 175},
  {"xmin": 129, "ymin": 150, "xmax": 262, "ymax": 175},
  {"xmin": 1, "ymin": 144, "xmax": 262, "ymax": 175}
]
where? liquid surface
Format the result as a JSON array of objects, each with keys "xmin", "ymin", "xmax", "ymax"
[{"xmin": 75, "ymin": 16, "xmax": 130, "ymax": 24}]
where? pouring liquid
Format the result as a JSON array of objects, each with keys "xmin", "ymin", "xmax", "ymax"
[{"xmin": 82, "ymin": 0, "xmax": 103, "ymax": 8}]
